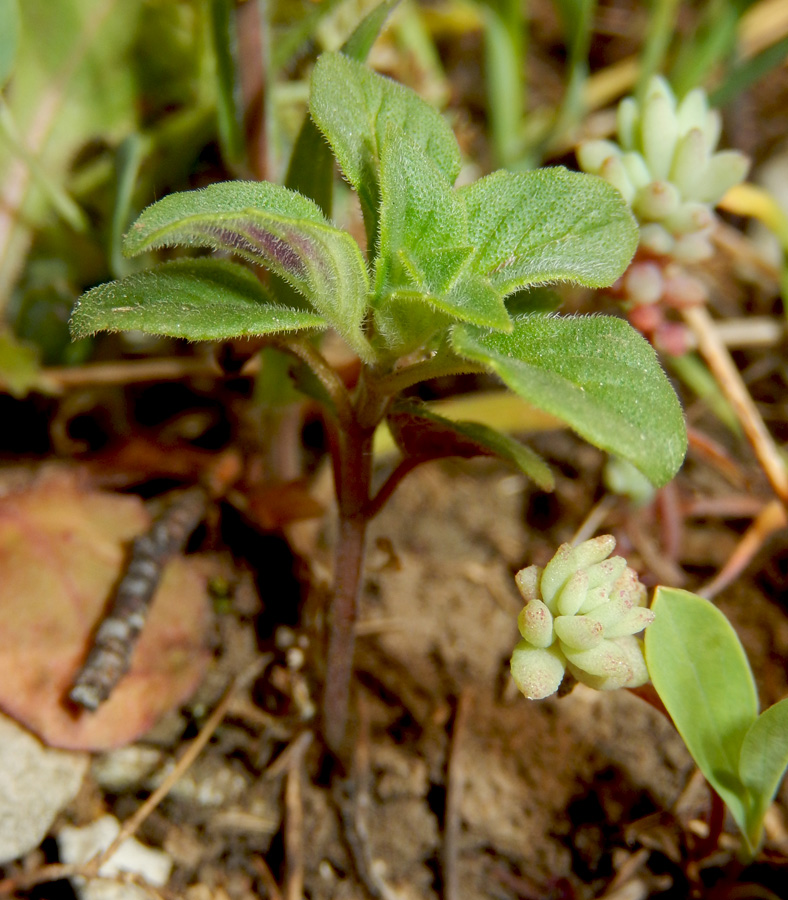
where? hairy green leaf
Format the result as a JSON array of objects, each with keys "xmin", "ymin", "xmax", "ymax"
[
  {"xmin": 122, "ymin": 181, "xmax": 372, "ymax": 359},
  {"xmin": 646, "ymin": 587, "xmax": 759, "ymax": 844},
  {"xmin": 739, "ymin": 698, "xmax": 788, "ymax": 851},
  {"xmin": 452, "ymin": 315, "xmax": 686, "ymax": 486},
  {"xmin": 69, "ymin": 258, "xmax": 327, "ymax": 341},
  {"xmin": 342, "ymin": 0, "xmax": 401, "ymax": 61},
  {"xmin": 460, "ymin": 169, "xmax": 638, "ymax": 293},
  {"xmin": 374, "ymin": 130, "xmax": 510, "ymax": 336},
  {"xmin": 376, "ymin": 130, "xmax": 466, "ymax": 288},
  {"xmin": 309, "ymin": 52, "xmax": 461, "ymax": 247},
  {"xmin": 387, "ymin": 401, "xmax": 554, "ymax": 489}
]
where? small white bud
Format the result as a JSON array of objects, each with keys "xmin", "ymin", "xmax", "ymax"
[{"xmin": 515, "ymin": 565, "xmax": 541, "ymax": 602}]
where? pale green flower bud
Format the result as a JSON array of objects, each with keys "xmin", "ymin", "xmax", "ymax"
[
  {"xmin": 554, "ymin": 614, "xmax": 604, "ymax": 650},
  {"xmin": 566, "ymin": 635, "xmax": 649, "ymax": 691},
  {"xmin": 670, "ymin": 129, "xmax": 710, "ymax": 198},
  {"xmin": 617, "ymin": 96, "xmax": 638, "ymax": 151},
  {"xmin": 621, "ymin": 152, "xmax": 652, "ymax": 189},
  {"xmin": 663, "ymin": 201, "xmax": 714, "ymax": 236},
  {"xmin": 672, "ymin": 231, "xmax": 714, "ymax": 263},
  {"xmin": 639, "ymin": 223, "xmax": 675, "ymax": 255},
  {"xmin": 575, "ymin": 75, "xmax": 750, "ymax": 272},
  {"xmin": 641, "ymin": 92, "xmax": 679, "ymax": 180},
  {"xmin": 691, "ymin": 151, "xmax": 751, "ymax": 204},
  {"xmin": 599, "ymin": 156, "xmax": 636, "ymax": 204},
  {"xmin": 633, "ymin": 180, "xmax": 681, "ymax": 221},
  {"xmin": 510, "ymin": 536, "xmax": 653, "ymax": 699},
  {"xmin": 518, "ymin": 598, "xmax": 554, "ymax": 648},
  {"xmin": 556, "ymin": 569, "xmax": 588, "ymax": 616},
  {"xmin": 576, "ymin": 139, "xmax": 621, "ymax": 175},
  {"xmin": 511, "ymin": 642, "xmax": 566, "ymax": 699},
  {"xmin": 676, "ymin": 87, "xmax": 708, "ymax": 134}
]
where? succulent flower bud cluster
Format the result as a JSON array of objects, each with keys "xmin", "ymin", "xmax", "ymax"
[
  {"xmin": 576, "ymin": 77, "xmax": 749, "ymax": 353},
  {"xmin": 578, "ymin": 76, "xmax": 749, "ymax": 267},
  {"xmin": 510, "ymin": 535, "xmax": 654, "ymax": 699}
]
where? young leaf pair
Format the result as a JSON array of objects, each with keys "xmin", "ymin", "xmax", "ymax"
[
  {"xmin": 647, "ymin": 587, "xmax": 788, "ymax": 857},
  {"xmin": 71, "ymin": 49, "xmax": 686, "ymax": 488}
]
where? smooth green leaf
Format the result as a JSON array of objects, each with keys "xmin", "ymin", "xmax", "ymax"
[
  {"xmin": 646, "ymin": 587, "xmax": 758, "ymax": 837},
  {"xmin": 387, "ymin": 401, "xmax": 554, "ymax": 489},
  {"xmin": 122, "ymin": 181, "xmax": 372, "ymax": 359},
  {"xmin": 342, "ymin": 0, "xmax": 401, "ymax": 61},
  {"xmin": 285, "ymin": 116, "xmax": 334, "ymax": 219},
  {"xmin": 452, "ymin": 315, "xmax": 687, "ymax": 486},
  {"xmin": 309, "ymin": 52, "xmax": 461, "ymax": 247},
  {"xmin": 69, "ymin": 258, "xmax": 327, "ymax": 341},
  {"xmin": 739, "ymin": 697, "xmax": 788, "ymax": 850},
  {"xmin": 0, "ymin": 0, "xmax": 19, "ymax": 88},
  {"xmin": 0, "ymin": 331, "xmax": 41, "ymax": 398},
  {"xmin": 285, "ymin": 0, "xmax": 401, "ymax": 219},
  {"xmin": 208, "ymin": 0, "xmax": 245, "ymax": 169},
  {"xmin": 110, "ymin": 133, "xmax": 148, "ymax": 278},
  {"xmin": 460, "ymin": 168, "xmax": 638, "ymax": 293}
]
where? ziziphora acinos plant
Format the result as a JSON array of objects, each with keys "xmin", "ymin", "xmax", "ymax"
[
  {"xmin": 70, "ymin": 38, "xmax": 688, "ymax": 760},
  {"xmin": 510, "ymin": 535, "xmax": 653, "ymax": 699},
  {"xmin": 577, "ymin": 76, "xmax": 749, "ymax": 353}
]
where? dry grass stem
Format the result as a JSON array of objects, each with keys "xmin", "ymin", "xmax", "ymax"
[{"xmin": 682, "ymin": 304, "xmax": 788, "ymax": 505}]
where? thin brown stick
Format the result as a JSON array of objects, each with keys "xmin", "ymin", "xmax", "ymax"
[
  {"xmin": 93, "ymin": 664, "xmax": 261, "ymax": 872},
  {"xmin": 0, "ymin": 664, "xmax": 262, "ymax": 896},
  {"xmin": 45, "ymin": 356, "xmax": 224, "ymax": 389},
  {"xmin": 333, "ymin": 696, "xmax": 400, "ymax": 900},
  {"xmin": 253, "ymin": 856, "xmax": 284, "ymax": 900},
  {"xmin": 444, "ymin": 688, "xmax": 472, "ymax": 900},
  {"xmin": 284, "ymin": 733, "xmax": 310, "ymax": 900},
  {"xmin": 682, "ymin": 304, "xmax": 788, "ymax": 504}
]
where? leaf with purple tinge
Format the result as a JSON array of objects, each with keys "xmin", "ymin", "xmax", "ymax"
[
  {"xmin": 122, "ymin": 181, "xmax": 372, "ymax": 359},
  {"xmin": 0, "ymin": 468, "xmax": 213, "ymax": 751}
]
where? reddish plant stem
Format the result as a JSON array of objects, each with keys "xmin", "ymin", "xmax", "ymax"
[{"xmin": 323, "ymin": 418, "xmax": 377, "ymax": 761}]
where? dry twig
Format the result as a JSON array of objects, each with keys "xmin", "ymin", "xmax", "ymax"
[
  {"xmin": 682, "ymin": 305, "xmax": 788, "ymax": 505},
  {"xmin": 699, "ymin": 499, "xmax": 787, "ymax": 599},
  {"xmin": 443, "ymin": 688, "xmax": 472, "ymax": 900}
]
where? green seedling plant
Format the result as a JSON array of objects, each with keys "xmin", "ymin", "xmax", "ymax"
[
  {"xmin": 510, "ymin": 540, "xmax": 788, "ymax": 858},
  {"xmin": 647, "ymin": 587, "xmax": 788, "ymax": 858},
  {"xmin": 70, "ymin": 41, "xmax": 688, "ymax": 759}
]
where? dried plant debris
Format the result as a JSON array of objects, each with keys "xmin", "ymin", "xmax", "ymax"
[{"xmin": 0, "ymin": 468, "xmax": 213, "ymax": 750}]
